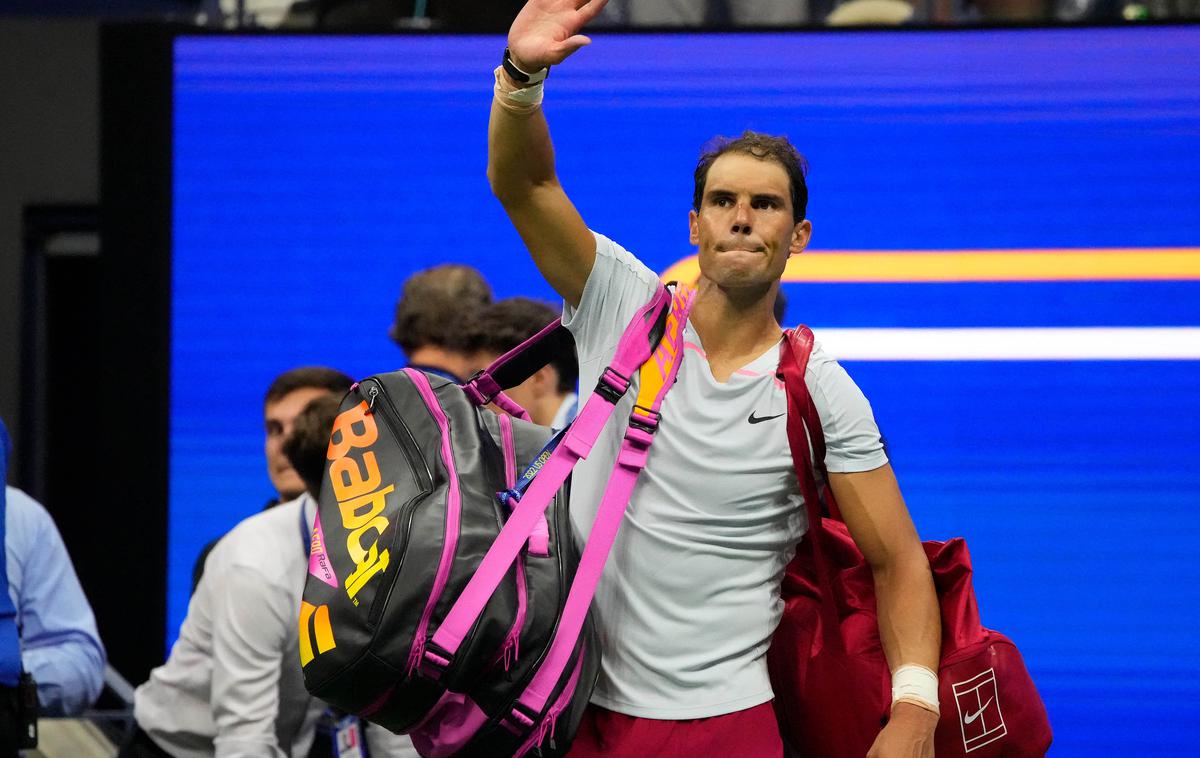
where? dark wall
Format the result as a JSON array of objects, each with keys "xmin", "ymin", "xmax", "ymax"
[
  {"xmin": 0, "ymin": 18, "xmax": 100, "ymax": 484},
  {"xmin": 1, "ymin": 19, "xmax": 171, "ymax": 684}
]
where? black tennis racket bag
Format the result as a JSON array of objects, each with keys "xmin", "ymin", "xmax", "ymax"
[{"xmin": 301, "ymin": 285, "xmax": 691, "ymax": 757}]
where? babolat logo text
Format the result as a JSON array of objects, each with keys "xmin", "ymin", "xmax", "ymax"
[
  {"xmin": 299, "ymin": 601, "xmax": 336, "ymax": 666},
  {"xmin": 327, "ymin": 400, "xmax": 395, "ymax": 602}
]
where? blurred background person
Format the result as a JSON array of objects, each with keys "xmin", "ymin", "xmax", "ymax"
[
  {"xmin": 192, "ymin": 367, "xmax": 354, "ymax": 591},
  {"xmin": 128, "ymin": 393, "xmax": 421, "ymax": 758},
  {"xmin": 261, "ymin": 368, "xmax": 355, "ymax": 506},
  {"xmin": 596, "ymin": 0, "xmax": 810, "ymax": 25},
  {"xmin": 1, "ymin": 417, "xmax": 105, "ymax": 744},
  {"xmin": 388, "ymin": 263, "xmax": 493, "ymax": 383}
]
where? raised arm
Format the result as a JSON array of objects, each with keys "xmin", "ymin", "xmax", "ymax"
[{"xmin": 488, "ymin": 0, "xmax": 608, "ymax": 307}]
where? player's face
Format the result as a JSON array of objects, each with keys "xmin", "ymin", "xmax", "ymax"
[
  {"xmin": 264, "ymin": 386, "xmax": 332, "ymax": 500},
  {"xmin": 689, "ymin": 153, "xmax": 811, "ymax": 291}
]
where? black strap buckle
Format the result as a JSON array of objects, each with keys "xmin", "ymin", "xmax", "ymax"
[
  {"xmin": 627, "ymin": 405, "xmax": 661, "ymax": 434},
  {"xmin": 595, "ymin": 368, "xmax": 630, "ymax": 404}
]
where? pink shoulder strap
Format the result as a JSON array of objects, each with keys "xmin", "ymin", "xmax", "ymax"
[
  {"xmin": 511, "ymin": 286, "xmax": 693, "ymax": 716},
  {"xmin": 423, "ymin": 285, "xmax": 678, "ymax": 673}
]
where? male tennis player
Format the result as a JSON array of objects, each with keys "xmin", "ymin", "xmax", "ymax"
[{"xmin": 488, "ymin": 2, "xmax": 942, "ymax": 755}]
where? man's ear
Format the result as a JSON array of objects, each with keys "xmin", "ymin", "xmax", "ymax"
[
  {"xmin": 789, "ymin": 219, "xmax": 812, "ymax": 257},
  {"xmin": 532, "ymin": 365, "xmax": 555, "ymax": 397},
  {"xmin": 689, "ymin": 209, "xmax": 700, "ymax": 246}
]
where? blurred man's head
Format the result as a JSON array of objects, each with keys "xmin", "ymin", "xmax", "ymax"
[
  {"xmin": 264, "ymin": 367, "xmax": 353, "ymax": 500},
  {"xmin": 467, "ymin": 297, "xmax": 578, "ymax": 427},
  {"xmin": 282, "ymin": 394, "xmax": 343, "ymax": 499},
  {"xmin": 389, "ymin": 264, "xmax": 493, "ymax": 381}
]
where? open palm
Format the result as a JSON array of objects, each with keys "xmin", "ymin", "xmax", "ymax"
[{"xmin": 508, "ymin": 0, "xmax": 608, "ymax": 72}]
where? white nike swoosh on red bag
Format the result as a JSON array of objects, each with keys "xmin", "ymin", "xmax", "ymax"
[{"xmin": 963, "ymin": 697, "xmax": 994, "ymax": 725}]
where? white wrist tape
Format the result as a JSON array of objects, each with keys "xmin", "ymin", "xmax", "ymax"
[
  {"xmin": 891, "ymin": 663, "xmax": 940, "ymax": 715},
  {"xmin": 493, "ymin": 66, "xmax": 543, "ymax": 115}
]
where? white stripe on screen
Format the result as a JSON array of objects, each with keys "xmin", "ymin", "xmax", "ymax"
[{"xmin": 814, "ymin": 328, "xmax": 1200, "ymax": 361}]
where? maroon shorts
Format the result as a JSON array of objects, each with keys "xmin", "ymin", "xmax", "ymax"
[{"xmin": 565, "ymin": 701, "xmax": 784, "ymax": 758}]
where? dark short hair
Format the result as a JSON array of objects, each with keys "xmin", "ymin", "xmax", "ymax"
[
  {"xmin": 389, "ymin": 264, "xmax": 493, "ymax": 355},
  {"xmin": 693, "ymin": 131, "xmax": 810, "ymax": 223},
  {"xmin": 465, "ymin": 297, "xmax": 578, "ymax": 394},
  {"xmin": 264, "ymin": 366, "xmax": 354, "ymax": 407},
  {"xmin": 282, "ymin": 393, "xmax": 342, "ymax": 498}
]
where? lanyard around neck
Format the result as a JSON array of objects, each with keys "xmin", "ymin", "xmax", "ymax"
[{"xmin": 298, "ymin": 496, "xmax": 312, "ymax": 557}]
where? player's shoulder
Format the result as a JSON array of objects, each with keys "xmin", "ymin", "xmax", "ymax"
[
  {"xmin": 804, "ymin": 337, "xmax": 844, "ymax": 380},
  {"xmin": 802, "ymin": 335, "xmax": 871, "ymax": 405},
  {"xmin": 590, "ymin": 231, "xmax": 659, "ymax": 285}
]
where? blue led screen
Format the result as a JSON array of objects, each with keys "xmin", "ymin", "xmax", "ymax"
[{"xmin": 172, "ymin": 28, "xmax": 1200, "ymax": 754}]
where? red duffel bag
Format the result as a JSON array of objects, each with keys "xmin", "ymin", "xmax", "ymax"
[{"xmin": 769, "ymin": 326, "xmax": 1052, "ymax": 757}]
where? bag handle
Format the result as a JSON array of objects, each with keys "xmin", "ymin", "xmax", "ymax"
[
  {"xmin": 779, "ymin": 327, "xmax": 846, "ymax": 654},
  {"xmin": 462, "ymin": 320, "xmax": 577, "ymax": 421},
  {"xmin": 463, "ymin": 285, "xmax": 672, "ymax": 420},
  {"xmin": 421, "ymin": 285, "xmax": 676, "ymax": 675}
]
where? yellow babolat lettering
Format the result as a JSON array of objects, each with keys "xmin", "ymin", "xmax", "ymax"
[
  {"xmin": 329, "ymin": 452, "xmax": 382, "ymax": 501},
  {"xmin": 339, "ymin": 484, "xmax": 395, "ymax": 530},
  {"xmin": 299, "ymin": 601, "xmax": 337, "ymax": 666},
  {"xmin": 347, "ymin": 516, "xmax": 389, "ymax": 565},
  {"xmin": 327, "ymin": 401, "xmax": 394, "ymax": 602},
  {"xmin": 346, "ymin": 541, "xmax": 389, "ymax": 598}
]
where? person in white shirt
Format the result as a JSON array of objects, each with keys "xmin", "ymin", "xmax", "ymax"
[
  {"xmin": 128, "ymin": 394, "xmax": 419, "ymax": 758},
  {"xmin": 130, "ymin": 484, "xmax": 325, "ymax": 757},
  {"xmin": 486, "ymin": 2, "xmax": 942, "ymax": 756}
]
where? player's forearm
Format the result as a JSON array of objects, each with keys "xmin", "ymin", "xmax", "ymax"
[
  {"xmin": 829, "ymin": 467, "xmax": 941, "ymax": 677},
  {"xmin": 487, "ymin": 78, "xmax": 560, "ymax": 207},
  {"xmin": 485, "ymin": 65, "xmax": 595, "ymax": 305},
  {"xmin": 873, "ymin": 552, "xmax": 941, "ymax": 675}
]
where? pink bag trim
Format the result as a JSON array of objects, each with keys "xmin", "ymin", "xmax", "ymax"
[
  {"xmin": 494, "ymin": 414, "xmax": 528, "ymax": 671},
  {"xmin": 514, "ymin": 645, "xmax": 587, "ymax": 758},
  {"xmin": 404, "ymin": 368, "xmax": 464, "ymax": 676},
  {"xmin": 491, "ymin": 389, "xmax": 532, "ymax": 422}
]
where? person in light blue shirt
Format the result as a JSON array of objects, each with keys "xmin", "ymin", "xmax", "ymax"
[{"xmin": 1, "ymin": 419, "xmax": 106, "ymax": 716}]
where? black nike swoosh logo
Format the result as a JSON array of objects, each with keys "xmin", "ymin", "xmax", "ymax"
[{"xmin": 748, "ymin": 412, "xmax": 784, "ymax": 424}]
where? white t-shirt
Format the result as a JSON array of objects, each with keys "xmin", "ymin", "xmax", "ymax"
[
  {"xmin": 135, "ymin": 496, "xmax": 322, "ymax": 757},
  {"xmin": 134, "ymin": 494, "xmax": 421, "ymax": 758},
  {"xmin": 562, "ymin": 233, "xmax": 889, "ymax": 719}
]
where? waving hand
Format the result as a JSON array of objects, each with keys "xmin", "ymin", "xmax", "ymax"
[{"xmin": 507, "ymin": 0, "xmax": 609, "ymax": 72}]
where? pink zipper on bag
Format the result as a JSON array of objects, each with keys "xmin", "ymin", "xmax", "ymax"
[
  {"xmin": 404, "ymin": 369, "xmax": 463, "ymax": 675},
  {"xmin": 495, "ymin": 413, "xmax": 527, "ymax": 671},
  {"xmin": 513, "ymin": 647, "xmax": 586, "ymax": 758}
]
